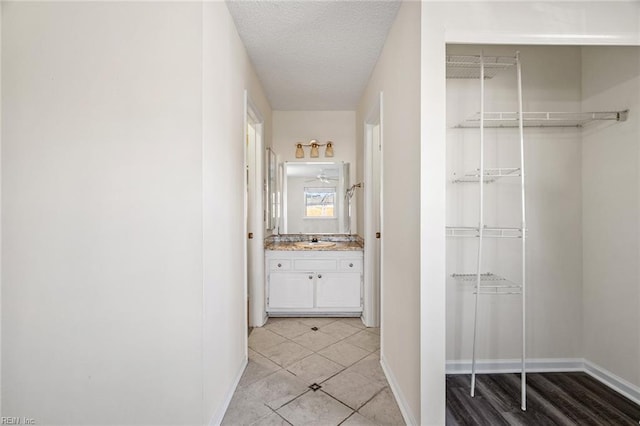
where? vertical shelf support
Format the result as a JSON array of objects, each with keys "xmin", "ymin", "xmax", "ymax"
[
  {"xmin": 466, "ymin": 52, "xmax": 527, "ymax": 411},
  {"xmin": 516, "ymin": 51, "xmax": 527, "ymax": 411},
  {"xmin": 470, "ymin": 52, "xmax": 485, "ymax": 398}
]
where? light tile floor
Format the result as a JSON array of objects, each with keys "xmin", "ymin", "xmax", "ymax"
[{"xmin": 222, "ymin": 317, "xmax": 405, "ymax": 426}]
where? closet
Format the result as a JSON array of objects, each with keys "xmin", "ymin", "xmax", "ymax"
[{"xmin": 445, "ymin": 45, "xmax": 640, "ymax": 406}]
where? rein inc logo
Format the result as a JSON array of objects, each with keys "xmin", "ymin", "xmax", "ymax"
[{"xmin": 1, "ymin": 418, "xmax": 35, "ymax": 425}]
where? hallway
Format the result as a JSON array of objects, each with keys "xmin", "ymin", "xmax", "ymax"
[{"xmin": 222, "ymin": 318, "xmax": 404, "ymax": 425}]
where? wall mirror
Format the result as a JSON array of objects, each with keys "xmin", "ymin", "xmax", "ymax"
[
  {"xmin": 282, "ymin": 162, "xmax": 350, "ymax": 234},
  {"xmin": 265, "ymin": 148, "xmax": 278, "ymax": 231}
]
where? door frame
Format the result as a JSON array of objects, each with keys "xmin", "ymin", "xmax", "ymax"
[
  {"xmin": 243, "ymin": 90, "xmax": 266, "ymax": 337},
  {"xmin": 420, "ymin": 3, "xmax": 640, "ymax": 424},
  {"xmin": 363, "ymin": 92, "xmax": 383, "ymax": 328}
]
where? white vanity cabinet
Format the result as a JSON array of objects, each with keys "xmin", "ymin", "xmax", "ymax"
[
  {"xmin": 269, "ymin": 272, "xmax": 315, "ymax": 309},
  {"xmin": 266, "ymin": 250, "xmax": 363, "ymax": 315}
]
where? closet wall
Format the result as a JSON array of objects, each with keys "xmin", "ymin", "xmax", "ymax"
[
  {"xmin": 446, "ymin": 44, "xmax": 640, "ymax": 391},
  {"xmin": 581, "ymin": 46, "xmax": 640, "ymax": 388}
]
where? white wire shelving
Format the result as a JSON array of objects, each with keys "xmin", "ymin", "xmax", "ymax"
[
  {"xmin": 446, "ymin": 52, "xmax": 528, "ymax": 411},
  {"xmin": 447, "ymin": 55, "xmax": 517, "ymax": 79},
  {"xmin": 455, "ymin": 110, "xmax": 629, "ymax": 128},
  {"xmin": 451, "ymin": 273, "xmax": 523, "ymax": 295},
  {"xmin": 452, "ymin": 167, "xmax": 521, "ymax": 183},
  {"xmin": 446, "ymin": 226, "xmax": 523, "ymax": 239},
  {"xmin": 447, "ymin": 50, "xmax": 630, "ymax": 412}
]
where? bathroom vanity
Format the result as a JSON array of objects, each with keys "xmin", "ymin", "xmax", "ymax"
[
  {"xmin": 262, "ymin": 161, "xmax": 365, "ymax": 318},
  {"xmin": 265, "ymin": 237, "xmax": 364, "ymax": 316}
]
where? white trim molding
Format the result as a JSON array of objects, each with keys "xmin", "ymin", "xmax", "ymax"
[
  {"xmin": 380, "ymin": 355, "xmax": 418, "ymax": 426},
  {"xmin": 363, "ymin": 92, "xmax": 383, "ymax": 328},
  {"xmin": 209, "ymin": 357, "xmax": 248, "ymax": 426},
  {"xmin": 446, "ymin": 358, "xmax": 584, "ymax": 375},
  {"xmin": 446, "ymin": 358, "xmax": 640, "ymax": 406},
  {"xmin": 584, "ymin": 360, "xmax": 640, "ymax": 406}
]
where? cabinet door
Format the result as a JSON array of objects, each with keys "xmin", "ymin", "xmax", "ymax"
[
  {"xmin": 316, "ymin": 272, "xmax": 361, "ymax": 308},
  {"xmin": 269, "ymin": 272, "xmax": 314, "ymax": 309}
]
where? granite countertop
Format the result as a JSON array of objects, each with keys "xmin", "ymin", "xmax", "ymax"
[
  {"xmin": 264, "ymin": 240, "xmax": 363, "ymax": 251},
  {"xmin": 264, "ymin": 234, "xmax": 364, "ymax": 251}
]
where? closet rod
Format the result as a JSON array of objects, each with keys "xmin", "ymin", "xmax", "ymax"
[{"xmin": 455, "ymin": 110, "xmax": 629, "ymax": 128}]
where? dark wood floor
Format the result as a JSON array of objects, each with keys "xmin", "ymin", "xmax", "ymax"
[{"xmin": 446, "ymin": 373, "xmax": 640, "ymax": 425}]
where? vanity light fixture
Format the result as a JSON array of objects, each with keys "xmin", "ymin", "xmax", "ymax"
[
  {"xmin": 325, "ymin": 142, "xmax": 334, "ymax": 157},
  {"xmin": 294, "ymin": 140, "xmax": 335, "ymax": 158},
  {"xmin": 310, "ymin": 142, "xmax": 319, "ymax": 158}
]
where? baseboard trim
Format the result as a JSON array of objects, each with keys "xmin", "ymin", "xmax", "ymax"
[
  {"xmin": 380, "ymin": 355, "xmax": 419, "ymax": 426},
  {"xmin": 446, "ymin": 358, "xmax": 640, "ymax": 406},
  {"xmin": 446, "ymin": 358, "xmax": 583, "ymax": 375},
  {"xmin": 584, "ymin": 360, "xmax": 640, "ymax": 406},
  {"xmin": 209, "ymin": 357, "xmax": 248, "ymax": 426}
]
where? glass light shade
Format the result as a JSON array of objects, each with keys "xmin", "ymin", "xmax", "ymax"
[
  {"xmin": 295, "ymin": 143, "xmax": 304, "ymax": 158},
  {"xmin": 310, "ymin": 143, "xmax": 319, "ymax": 158},
  {"xmin": 325, "ymin": 142, "xmax": 334, "ymax": 157}
]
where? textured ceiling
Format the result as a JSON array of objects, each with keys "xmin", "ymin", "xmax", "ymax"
[{"xmin": 226, "ymin": 0, "xmax": 401, "ymax": 110}]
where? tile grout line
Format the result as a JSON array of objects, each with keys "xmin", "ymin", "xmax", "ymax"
[
  {"xmin": 245, "ymin": 318, "xmax": 386, "ymax": 425},
  {"xmin": 272, "ymin": 388, "xmax": 313, "ymax": 414},
  {"xmin": 284, "ymin": 339, "xmax": 377, "ymax": 386},
  {"xmin": 282, "ymin": 323, "xmax": 384, "ymax": 422},
  {"xmin": 253, "ymin": 403, "xmax": 294, "ymax": 426},
  {"xmin": 317, "ymin": 388, "xmax": 358, "ymax": 414},
  {"xmin": 356, "ymin": 384, "xmax": 389, "ymax": 414},
  {"xmin": 232, "ymin": 318, "xmax": 398, "ymax": 425},
  {"xmin": 259, "ymin": 319, "xmax": 377, "ymax": 360},
  {"xmin": 250, "ymin": 336, "xmax": 379, "ymax": 382}
]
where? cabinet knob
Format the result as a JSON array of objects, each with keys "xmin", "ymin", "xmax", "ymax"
[
  {"xmin": 349, "ymin": 263, "xmax": 354, "ymax": 267},
  {"xmin": 318, "ymin": 274, "xmax": 322, "ymax": 279},
  {"xmin": 308, "ymin": 275, "xmax": 313, "ymax": 280},
  {"xmin": 277, "ymin": 263, "xmax": 282, "ymax": 267}
]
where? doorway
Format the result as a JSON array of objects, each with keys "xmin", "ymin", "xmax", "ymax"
[
  {"xmin": 364, "ymin": 93, "xmax": 383, "ymax": 328},
  {"xmin": 244, "ymin": 91, "xmax": 265, "ymax": 336},
  {"xmin": 444, "ymin": 44, "xmax": 640, "ymax": 418}
]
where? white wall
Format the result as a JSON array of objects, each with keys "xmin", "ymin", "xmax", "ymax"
[
  {"xmin": 2, "ymin": 2, "xmax": 271, "ymax": 424},
  {"xmin": 3, "ymin": 3, "xmax": 203, "ymax": 423},
  {"xmin": 446, "ymin": 45, "xmax": 584, "ymax": 362},
  {"xmin": 356, "ymin": 2, "xmax": 421, "ymax": 423},
  {"xmin": 581, "ymin": 46, "xmax": 640, "ymax": 389},
  {"xmin": 272, "ymin": 111, "xmax": 356, "ymax": 165},
  {"xmin": 422, "ymin": 1, "xmax": 640, "ymax": 424},
  {"xmin": 272, "ymin": 110, "xmax": 356, "ymax": 233},
  {"xmin": 0, "ymin": 1, "xmax": 3, "ymax": 416},
  {"xmin": 203, "ymin": 2, "xmax": 272, "ymax": 423}
]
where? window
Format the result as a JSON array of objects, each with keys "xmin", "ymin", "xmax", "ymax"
[{"xmin": 304, "ymin": 187, "xmax": 336, "ymax": 218}]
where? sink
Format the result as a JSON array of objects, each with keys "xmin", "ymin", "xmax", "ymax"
[{"xmin": 294, "ymin": 241, "xmax": 337, "ymax": 248}]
